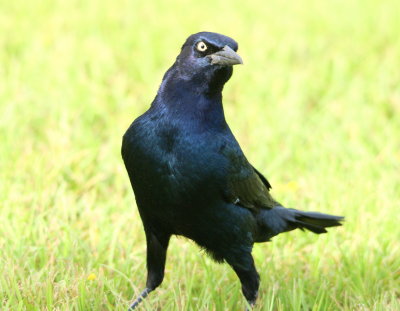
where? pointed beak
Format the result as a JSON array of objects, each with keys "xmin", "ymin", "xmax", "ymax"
[{"xmin": 207, "ymin": 45, "xmax": 243, "ymax": 66}]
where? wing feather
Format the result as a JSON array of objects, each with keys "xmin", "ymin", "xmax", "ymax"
[{"xmin": 222, "ymin": 145, "xmax": 276, "ymax": 211}]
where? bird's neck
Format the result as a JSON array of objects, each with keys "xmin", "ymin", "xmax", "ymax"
[{"xmin": 153, "ymin": 70, "xmax": 228, "ymax": 131}]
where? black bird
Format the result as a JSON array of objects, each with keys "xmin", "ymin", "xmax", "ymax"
[{"xmin": 122, "ymin": 32, "xmax": 343, "ymax": 310}]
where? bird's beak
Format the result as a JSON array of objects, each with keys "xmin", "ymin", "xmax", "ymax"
[{"xmin": 208, "ymin": 45, "xmax": 243, "ymax": 66}]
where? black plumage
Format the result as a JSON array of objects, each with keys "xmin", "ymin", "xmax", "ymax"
[{"xmin": 121, "ymin": 31, "xmax": 343, "ymax": 310}]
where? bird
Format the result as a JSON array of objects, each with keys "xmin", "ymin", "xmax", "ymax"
[{"xmin": 121, "ymin": 31, "xmax": 344, "ymax": 310}]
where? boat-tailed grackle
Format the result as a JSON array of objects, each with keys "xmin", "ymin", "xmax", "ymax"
[{"xmin": 122, "ymin": 32, "xmax": 343, "ymax": 310}]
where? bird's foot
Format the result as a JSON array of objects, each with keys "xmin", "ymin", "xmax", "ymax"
[
  {"xmin": 128, "ymin": 288, "xmax": 151, "ymax": 310},
  {"xmin": 244, "ymin": 299, "xmax": 256, "ymax": 311}
]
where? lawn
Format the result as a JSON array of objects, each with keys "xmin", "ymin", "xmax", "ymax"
[{"xmin": 0, "ymin": 0, "xmax": 399, "ymax": 310}]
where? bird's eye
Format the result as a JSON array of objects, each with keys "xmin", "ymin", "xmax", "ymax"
[{"xmin": 196, "ymin": 41, "xmax": 208, "ymax": 52}]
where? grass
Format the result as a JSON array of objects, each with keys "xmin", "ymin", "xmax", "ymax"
[{"xmin": 1, "ymin": 0, "xmax": 399, "ymax": 310}]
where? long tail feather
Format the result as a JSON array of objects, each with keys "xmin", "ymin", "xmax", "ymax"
[
  {"xmin": 292, "ymin": 210, "xmax": 344, "ymax": 233},
  {"xmin": 255, "ymin": 206, "xmax": 344, "ymax": 242}
]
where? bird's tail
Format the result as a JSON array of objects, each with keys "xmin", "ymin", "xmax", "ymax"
[{"xmin": 256, "ymin": 206, "xmax": 344, "ymax": 242}]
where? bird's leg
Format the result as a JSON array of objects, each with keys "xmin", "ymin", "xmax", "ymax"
[
  {"xmin": 128, "ymin": 231, "xmax": 170, "ymax": 310},
  {"xmin": 227, "ymin": 252, "xmax": 260, "ymax": 310},
  {"xmin": 128, "ymin": 288, "xmax": 151, "ymax": 310}
]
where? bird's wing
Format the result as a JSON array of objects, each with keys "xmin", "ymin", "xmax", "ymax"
[
  {"xmin": 222, "ymin": 146, "xmax": 276, "ymax": 212},
  {"xmin": 251, "ymin": 165, "xmax": 272, "ymax": 191}
]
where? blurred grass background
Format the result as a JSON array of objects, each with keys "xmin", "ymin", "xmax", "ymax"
[{"xmin": 1, "ymin": 0, "xmax": 399, "ymax": 310}]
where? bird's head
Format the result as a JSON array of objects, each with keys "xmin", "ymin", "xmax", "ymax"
[{"xmin": 167, "ymin": 32, "xmax": 243, "ymax": 94}]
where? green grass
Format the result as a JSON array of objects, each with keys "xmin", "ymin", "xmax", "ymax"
[{"xmin": 1, "ymin": 0, "xmax": 399, "ymax": 310}]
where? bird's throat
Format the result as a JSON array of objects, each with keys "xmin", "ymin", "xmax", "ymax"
[{"xmin": 155, "ymin": 77, "xmax": 227, "ymax": 131}]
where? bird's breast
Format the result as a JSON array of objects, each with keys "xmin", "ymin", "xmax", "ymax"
[{"xmin": 124, "ymin": 118, "xmax": 229, "ymax": 206}]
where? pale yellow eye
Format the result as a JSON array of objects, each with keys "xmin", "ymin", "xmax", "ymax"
[{"xmin": 196, "ymin": 41, "xmax": 208, "ymax": 52}]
